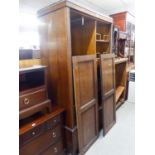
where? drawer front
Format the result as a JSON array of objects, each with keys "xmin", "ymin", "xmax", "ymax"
[
  {"xmin": 19, "ymin": 88, "xmax": 47, "ymax": 110},
  {"xmin": 20, "ymin": 125, "xmax": 62, "ymax": 155},
  {"xmin": 41, "ymin": 141, "xmax": 64, "ymax": 155},
  {"xmin": 20, "ymin": 124, "xmax": 45, "ymax": 145},
  {"xmin": 47, "ymin": 115, "xmax": 61, "ymax": 130}
]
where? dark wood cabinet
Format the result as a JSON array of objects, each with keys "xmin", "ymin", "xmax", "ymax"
[
  {"xmin": 19, "ymin": 108, "xmax": 65, "ymax": 155},
  {"xmin": 99, "ymin": 54, "xmax": 116, "ymax": 135},
  {"xmin": 72, "ymin": 55, "xmax": 98, "ymax": 154}
]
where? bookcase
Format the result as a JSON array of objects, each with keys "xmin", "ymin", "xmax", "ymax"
[
  {"xmin": 96, "ymin": 21, "xmax": 111, "ymax": 55},
  {"xmin": 38, "ymin": 1, "xmax": 115, "ymax": 154},
  {"xmin": 115, "ymin": 58, "xmax": 128, "ymax": 108}
]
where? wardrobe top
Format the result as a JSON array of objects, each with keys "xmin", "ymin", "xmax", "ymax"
[{"xmin": 37, "ymin": 0, "xmax": 113, "ymax": 23}]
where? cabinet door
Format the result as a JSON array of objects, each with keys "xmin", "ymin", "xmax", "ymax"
[
  {"xmin": 100, "ymin": 54, "xmax": 116, "ymax": 135},
  {"xmin": 72, "ymin": 55, "xmax": 98, "ymax": 155}
]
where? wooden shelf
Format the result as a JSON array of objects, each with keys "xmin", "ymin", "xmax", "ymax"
[
  {"xmin": 115, "ymin": 57, "xmax": 128, "ymax": 65},
  {"xmin": 96, "ymin": 40, "xmax": 109, "ymax": 43},
  {"xmin": 115, "ymin": 86, "xmax": 125, "ymax": 103}
]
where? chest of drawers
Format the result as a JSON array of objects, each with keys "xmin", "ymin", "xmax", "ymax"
[{"xmin": 19, "ymin": 108, "xmax": 65, "ymax": 155}]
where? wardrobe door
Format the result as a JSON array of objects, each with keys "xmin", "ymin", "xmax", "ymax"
[
  {"xmin": 72, "ymin": 55, "xmax": 98, "ymax": 155},
  {"xmin": 100, "ymin": 54, "xmax": 116, "ymax": 135}
]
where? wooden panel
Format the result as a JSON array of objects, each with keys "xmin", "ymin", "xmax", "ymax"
[
  {"xmin": 100, "ymin": 54, "xmax": 116, "ymax": 135},
  {"xmin": 78, "ymin": 60, "xmax": 94, "ymax": 106},
  {"xmin": 38, "ymin": 7, "xmax": 75, "ymax": 128},
  {"xmin": 72, "ymin": 55, "xmax": 98, "ymax": 155},
  {"xmin": 103, "ymin": 95, "xmax": 115, "ymax": 133},
  {"xmin": 101, "ymin": 58, "xmax": 114, "ymax": 95},
  {"xmin": 81, "ymin": 105, "xmax": 96, "ymax": 146},
  {"xmin": 71, "ymin": 18, "xmax": 96, "ymax": 55}
]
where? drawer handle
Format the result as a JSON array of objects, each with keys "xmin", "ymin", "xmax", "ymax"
[
  {"xmin": 24, "ymin": 98, "xmax": 29, "ymax": 105},
  {"xmin": 32, "ymin": 131, "xmax": 36, "ymax": 136},
  {"xmin": 54, "ymin": 147, "xmax": 58, "ymax": 153},
  {"xmin": 52, "ymin": 132, "xmax": 56, "ymax": 138},
  {"xmin": 32, "ymin": 123, "xmax": 36, "ymax": 127},
  {"xmin": 53, "ymin": 119, "xmax": 57, "ymax": 123}
]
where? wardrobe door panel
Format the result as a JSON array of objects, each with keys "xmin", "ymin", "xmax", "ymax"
[
  {"xmin": 100, "ymin": 54, "xmax": 116, "ymax": 135},
  {"xmin": 103, "ymin": 94, "xmax": 115, "ymax": 133},
  {"xmin": 72, "ymin": 55, "xmax": 98, "ymax": 155}
]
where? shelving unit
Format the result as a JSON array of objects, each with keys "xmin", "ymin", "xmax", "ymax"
[
  {"xmin": 111, "ymin": 12, "xmax": 135, "ymax": 68},
  {"xmin": 71, "ymin": 10, "xmax": 96, "ymax": 56},
  {"xmin": 115, "ymin": 58, "xmax": 128, "ymax": 109},
  {"xmin": 96, "ymin": 21, "xmax": 111, "ymax": 55},
  {"xmin": 115, "ymin": 86, "xmax": 125, "ymax": 103},
  {"xmin": 38, "ymin": 1, "xmax": 114, "ymax": 154}
]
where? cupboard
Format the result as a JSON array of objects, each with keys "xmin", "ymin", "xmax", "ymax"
[{"xmin": 38, "ymin": 1, "xmax": 115, "ymax": 154}]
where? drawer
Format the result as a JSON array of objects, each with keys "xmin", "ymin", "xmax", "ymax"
[
  {"xmin": 20, "ymin": 125, "xmax": 62, "ymax": 155},
  {"xmin": 19, "ymin": 88, "xmax": 47, "ymax": 110},
  {"xmin": 46, "ymin": 115, "xmax": 61, "ymax": 129},
  {"xmin": 20, "ymin": 123, "xmax": 45, "ymax": 145},
  {"xmin": 41, "ymin": 141, "xmax": 64, "ymax": 155}
]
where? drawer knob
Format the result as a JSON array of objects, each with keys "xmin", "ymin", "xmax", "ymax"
[
  {"xmin": 52, "ymin": 132, "xmax": 56, "ymax": 138},
  {"xmin": 54, "ymin": 119, "xmax": 57, "ymax": 123},
  {"xmin": 54, "ymin": 147, "xmax": 58, "ymax": 153},
  {"xmin": 32, "ymin": 123, "xmax": 36, "ymax": 127},
  {"xmin": 32, "ymin": 131, "xmax": 35, "ymax": 136},
  {"xmin": 24, "ymin": 98, "xmax": 29, "ymax": 105}
]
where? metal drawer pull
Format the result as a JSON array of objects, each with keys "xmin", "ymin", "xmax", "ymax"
[
  {"xmin": 52, "ymin": 132, "xmax": 56, "ymax": 138},
  {"xmin": 32, "ymin": 131, "xmax": 35, "ymax": 135},
  {"xmin": 54, "ymin": 147, "xmax": 58, "ymax": 153},
  {"xmin": 24, "ymin": 98, "xmax": 29, "ymax": 105},
  {"xmin": 32, "ymin": 123, "xmax": 36, "ymax": 127}
]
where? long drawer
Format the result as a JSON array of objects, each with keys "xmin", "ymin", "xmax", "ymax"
[
  {"xmin": 20, "ymin": 125, "xmax": 62, "ymax": 155},
  {"xmin": 19, "ymin": 88, "xmax": 47, "ymax": 110},
  {"xmin": 20, "ymin": 123, "xmax": 45, "ymax": 145}
]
